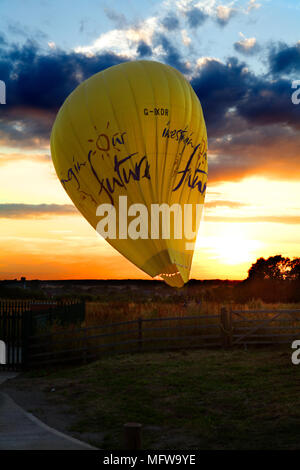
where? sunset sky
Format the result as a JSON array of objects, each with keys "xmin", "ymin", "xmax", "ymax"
[{"xmin": 0, "ymin": 0, "xmax": 299, "ymax": 281}]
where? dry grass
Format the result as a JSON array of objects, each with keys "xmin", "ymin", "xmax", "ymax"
[
  {"xmin": 85, "ymin": 299, "xmax": 300, "ymax": 326},
  {"xmin": 85, "ymin": 300, "xmax": 220, "ymax": 325},
  {"xmin": 28, "ymin": 299, "xmax": 300, "ymax": 367}
]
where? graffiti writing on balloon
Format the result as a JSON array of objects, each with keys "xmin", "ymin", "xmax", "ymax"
[
  {"xmin": 161, "ymin": 122, "xmax": 207, "ymax": 194},
  {"xmin": 60, "ymin": 119, "xmax": 207, "ymax": 206}
]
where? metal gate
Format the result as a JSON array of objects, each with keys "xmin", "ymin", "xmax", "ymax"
[
  {"xmin": 0, "ymin": 300, "xmax": 32, "ymax": 370},
  {"xmin": 0, "ymin": 300, "xmax": 85, "ymax": 370}
]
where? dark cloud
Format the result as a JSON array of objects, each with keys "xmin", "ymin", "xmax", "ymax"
[
  {"xmin": 208, "ymin": 124, "xmax": 300, "ymax": 183},
  {"xmin": 0, "ymin": 40, "xmax": 128, "ymax": 146},
  {"xmin": 191, "ymin": 56, "xmax": 300, "ymax": 139},
  {"xmin": 237, "ymin": 78, "xmax": 300, "ymax": 129},
  {"xmin": 0, "ymin": 108, "xmax": 55, "ymax": 147},
  {"xmin": 154, "ymin": 34, "xmax": 189, "ymax": 73},
  {"xmin": 0, "ymin": 204, "xmax": 77, "ymax": 218},
  {"xmin": 137, "ymin": 41, "xmax": 152, "ymax": 57},
  {"xmin": 1, "ymin": 36, "xmax": 300, "ymax": 186},
  {"xmin": 190, "ymin": 52, "xmax": 300, "ymax": 183},
  {"xmin": 185, "ymin": 7, "xmax": 208, "ymax": 28},
  {"xmin": 191, "ymin": 57, "xmax": 252, "ymax": 136},
  {"xmin": 161, "ymin": 13, "xmax": 180, "ymax": 31},
  {"xmin": 3, "ymin": 41, "xmax": 127, "ymax": 111},
  {"xmin": 269, "ymin": 42, "xmax": 300, "ymax": 75}
]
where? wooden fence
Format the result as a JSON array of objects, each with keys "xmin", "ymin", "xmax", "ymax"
[
  {"xmin": 27, "ymin": 313, "xmax": 221, "ymax": 367},
  {"xmin": 2, "ymin": 302, "xmax": 300, "ymax": 369},
  {"xmin": 26, "ymin": 307, "xmax": 300, "ymax": 367}
]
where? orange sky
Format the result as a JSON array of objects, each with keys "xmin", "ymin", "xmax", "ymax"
[
  {"xmin": 1, "ymin": 146, "xmax": 299, "ymax": 281},
  {"xmin": 1, "ymin": 2, "xmax": 300, "ymax": 282}
]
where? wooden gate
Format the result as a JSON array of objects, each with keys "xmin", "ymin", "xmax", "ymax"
[{"xmin": 220, "ymin": 307, "xmax": 300, "ymax": 347}]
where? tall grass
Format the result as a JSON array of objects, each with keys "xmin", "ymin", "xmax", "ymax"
[
  {"xmin": 85, "ymin": 299, "xmax": 221, "ymax": 326},
  {"xmin": 85, "ymin": 299, "xmax": 300, "ymax": 325},
  {"xmin": 28, "ymin": 299, "xmax": 300, "ymax": 367}
]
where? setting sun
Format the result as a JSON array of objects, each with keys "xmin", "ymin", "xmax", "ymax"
[{"xmin": 209, "ymin": 230, "xmax": 262, "ymax": 266}]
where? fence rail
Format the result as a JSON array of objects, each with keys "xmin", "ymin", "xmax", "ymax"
[
  {"xmin": 2, "ymin": 302, "xmax": 300, "ymax": 369},
  {"xmin": 27, "ymin": 312, "xmax": 222, "ymax": 367},
  {"xmin": 26, "ymin": 307, "xmax": 300, "ymax": 367}
]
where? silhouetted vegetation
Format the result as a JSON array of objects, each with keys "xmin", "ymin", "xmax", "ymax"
[
  {"xmin": 0, "ymin": 255, "xmax": 299, "ymax": 304},
  {"xmin": 236, "ymin": 255, "xmax": 300, "ymax": 303},
  {"xmin": 0, "ymin": 285, "xmax": 47, "ymax": 300}
]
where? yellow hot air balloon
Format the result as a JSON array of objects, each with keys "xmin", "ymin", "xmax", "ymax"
[{"xmin": 50, "ymin": 60, "xmax": 207, "ymax": 287}]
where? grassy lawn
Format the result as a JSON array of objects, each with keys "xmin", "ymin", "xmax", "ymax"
[{"xmin": 21, "ymin": 347, "xmax": 300, "ymax": 450}]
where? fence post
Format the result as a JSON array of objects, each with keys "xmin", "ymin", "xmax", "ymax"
[
  {"xmin": 124, "ymin": 423, "xmax": 142, "ymax": 450},
  {"xmin": 220, "ymin": 307, "xmax": 232, "ymax": 348},
  {"xmin": 138, "ymin": 317, "xmax": 143, "ymax": 352},
  {"xmin": 83, "ymin": 326, "xmax": 89, "ymax": 364},
  {"xmin": 22, "ymin": 309, "xmax": 33, "ymax": 369},
  {"xmin": 228, "ymin": 308, "xmax": 233, "ymax": 347}
]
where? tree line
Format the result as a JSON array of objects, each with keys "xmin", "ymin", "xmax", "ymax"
[{"xmin": 233, "ymin": 255, "xmax": 300, "ymax": 303}]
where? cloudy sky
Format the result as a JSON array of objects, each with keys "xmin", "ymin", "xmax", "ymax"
[{"xmin": 0, "ymin": 0, "xmax": 299, "ymax": 280}]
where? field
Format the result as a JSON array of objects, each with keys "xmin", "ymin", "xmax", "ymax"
[
  {"xmin": 4, "ymin": 346, "xmax": 300, "ymax": 450},
  {"xmin": 24, "ymin": 298, "xmax": 300, "ymax": 367},
  {"xmin": 85, "ymin": 299, "xmax": 300, "ymax": 325}
]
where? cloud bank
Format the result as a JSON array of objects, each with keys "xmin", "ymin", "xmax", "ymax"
[
  {"xmin": 0, "ymin": 203, "xmax": 77, "ymax": 218},
  {"xmin": 0, "ymin": 18, "xmax": 299, "ymax": 185}
]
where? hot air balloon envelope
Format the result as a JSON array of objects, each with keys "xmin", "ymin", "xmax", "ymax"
[{"xmin": 50, "ymin": 60, "xmax": 208, "ymax": 287}]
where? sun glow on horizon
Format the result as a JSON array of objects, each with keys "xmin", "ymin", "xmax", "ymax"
[{"xmin": 196, "ymin": 224, "xmax": 262, "ymax": 266}]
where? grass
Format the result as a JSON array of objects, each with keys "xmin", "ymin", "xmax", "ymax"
[
  {"xmin": 85, "ymin": 299, "xmax": 300, "ymax": 325},
  {"xmin": 23, "ymin": 346, "xmax": 300, "ymax": 450}
]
